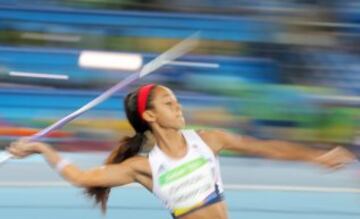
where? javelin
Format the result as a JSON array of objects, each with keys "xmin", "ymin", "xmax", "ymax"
[{"xmin": 0, "ymin": 32, "xmax": 200, "ymax": 165}]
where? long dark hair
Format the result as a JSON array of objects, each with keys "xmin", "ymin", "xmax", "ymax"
[{"xmin": 85, "ymin": 85, "xmax": 157, "ymax": 213}]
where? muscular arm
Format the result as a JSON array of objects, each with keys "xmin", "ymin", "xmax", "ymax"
[
  {"xmin": 198, "ymin": 129, "xmax": 356, "ymax": 168},
  {"xmin": 9, "ymin": 141, "xmax": 149, "ymax": 187}
]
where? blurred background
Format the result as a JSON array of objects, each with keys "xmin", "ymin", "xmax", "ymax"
[
  {"xmin": 0, "ymin": 0, "xmax": 359, "ymax": 156},
  {"xmin": 1, "ymin": 1, "xmax": 360, "ymax": 219}
]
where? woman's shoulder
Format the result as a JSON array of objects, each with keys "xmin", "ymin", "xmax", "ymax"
[
  {"xmin": 127, "ymin": 155, "xmax": 152, "ymax": 175},
  {"xmin": 124, "ymin": 155, "xmax": 152, "ymax": 189},
  {"xmin": 196, "ymin": 128, "xmax": 227, "ymax": 141},
  {"xmin": 126, "ymin": 155, "xmax": 150, "ymax": 167},
  {"xmin": 195, "ymin": 129, "xmax": 227, "ymax": 153},
  {"xmin": 115, "ymin": 155, "xmax": 150, "ymax": 174}
]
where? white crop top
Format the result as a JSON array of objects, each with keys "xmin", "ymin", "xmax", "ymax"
[{"xmin": 148, "ymin": 130, "xmax": 224, "ymax": 218}]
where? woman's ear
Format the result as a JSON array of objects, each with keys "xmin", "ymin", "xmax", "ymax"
[{"xmin": 142, "ymin": 110, "xmax": 156, "ymax": 123}]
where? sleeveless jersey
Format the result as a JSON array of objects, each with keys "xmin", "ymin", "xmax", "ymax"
[{"xmin": 148, "ymin": 130, "xmax": 224, "ymax": 218}]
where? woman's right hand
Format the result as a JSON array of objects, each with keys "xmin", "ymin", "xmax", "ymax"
[{"xmin": 7, "ymin": 138, "xmax": 47, "ymax": 158}]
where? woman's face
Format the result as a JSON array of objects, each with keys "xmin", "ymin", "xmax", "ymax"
[{"xmin": 147, "ymin": 86, "xmax": 185, "ymax": 129}]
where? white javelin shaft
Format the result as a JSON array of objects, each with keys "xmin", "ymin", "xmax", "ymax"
[
  {"xmin": 0, "ymin": 32, "xmax": 200, "ymax": 165},
  {"xmin": 0, "ymin": 73, "xmax": 139, "ymax": 164}
]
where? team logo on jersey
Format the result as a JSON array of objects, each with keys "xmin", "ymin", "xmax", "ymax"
[{"xmin": 157, "ymin": 164, "xmax": 167, "ymax": 175}]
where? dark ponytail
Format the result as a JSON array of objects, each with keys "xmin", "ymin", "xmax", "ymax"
[{"xmin": 85, "ymin": 85, "xmax": 156, "ymax": 213}]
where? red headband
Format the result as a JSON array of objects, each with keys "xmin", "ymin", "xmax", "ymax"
[{"xmin": 137, "ymin": 84, "xmax": 155, "ymax": 120}]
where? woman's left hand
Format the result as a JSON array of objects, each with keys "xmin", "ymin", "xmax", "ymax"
[{"xmin": 314, "ymin": 146, "xmax": 357, "ymax": 169}]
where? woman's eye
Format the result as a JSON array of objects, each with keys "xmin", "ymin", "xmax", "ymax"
[{"xmin": 165, "ymin": 102, "xmax": 172, "ymax": 105}]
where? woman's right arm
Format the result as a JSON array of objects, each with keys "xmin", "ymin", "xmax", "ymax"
[{"xmin": 8, "ymin": 140, "xmax": 142, "ymax": 187}]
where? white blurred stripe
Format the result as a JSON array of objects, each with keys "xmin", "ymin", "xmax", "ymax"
[
  {"xmin": 165, "ymin": 61, "xmax": 220, "ymax": 68},
  {"xmin": 1, "ymin": 182, "xmax": 360, "ymax": 193},
  {"xmin": 9, "ymin": 71, "xmax": 69, "ymax": 80},
  {"xmin": 315, "ymin": 95, "xmax": 360, "ymax": 103},
  {"xmin": 21, "ymin": 32, "xmax": 81, "ymax": 42},
  {"xmin": 225, "ymin": 184, "xmax": 360, "ymax": 193},
  {"xmin": 79, "ymin": 51, "xmax": 142, "ymax": 71}
]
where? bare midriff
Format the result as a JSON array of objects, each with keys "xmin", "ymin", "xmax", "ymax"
[{"xmin": 177, "ymin": 201, "xmax": 228, "ymax": 219}]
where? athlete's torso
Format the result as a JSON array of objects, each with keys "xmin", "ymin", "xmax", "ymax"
[{"xmin": 147, "ymin": 130, "xmax": 225, "ymax": 218}]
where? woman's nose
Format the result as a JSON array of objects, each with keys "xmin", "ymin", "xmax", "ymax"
[{"xmin": 175, "ymin": 102, "xmax": 182, "ymax": 111}]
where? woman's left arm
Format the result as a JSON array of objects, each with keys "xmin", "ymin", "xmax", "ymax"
[{"xmin": 198, "ymin": 129, "xmax": 357, "ymax": 169}]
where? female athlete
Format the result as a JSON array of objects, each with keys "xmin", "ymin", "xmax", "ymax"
[{"xmin": 8, "ymin": 84, "xmax": 356, "ymax": 219}]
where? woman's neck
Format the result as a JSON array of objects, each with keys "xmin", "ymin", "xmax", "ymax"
[{"xmin": 152, "ymin": 127, "xmax": 187, "ymax": 159}]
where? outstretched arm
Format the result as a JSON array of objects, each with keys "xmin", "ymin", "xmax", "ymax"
[
  {"xmin": 199, "ymin": 129, "xmax": 357, "ymax": 169},
  {"xmin": 7, "ymin": 139, "xmax": 145, "ymax": 187}
]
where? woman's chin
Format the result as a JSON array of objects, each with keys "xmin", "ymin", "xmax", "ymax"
[{"xmin": 174, "ymin": 121, "xmax": 185, "ymax": 129}]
